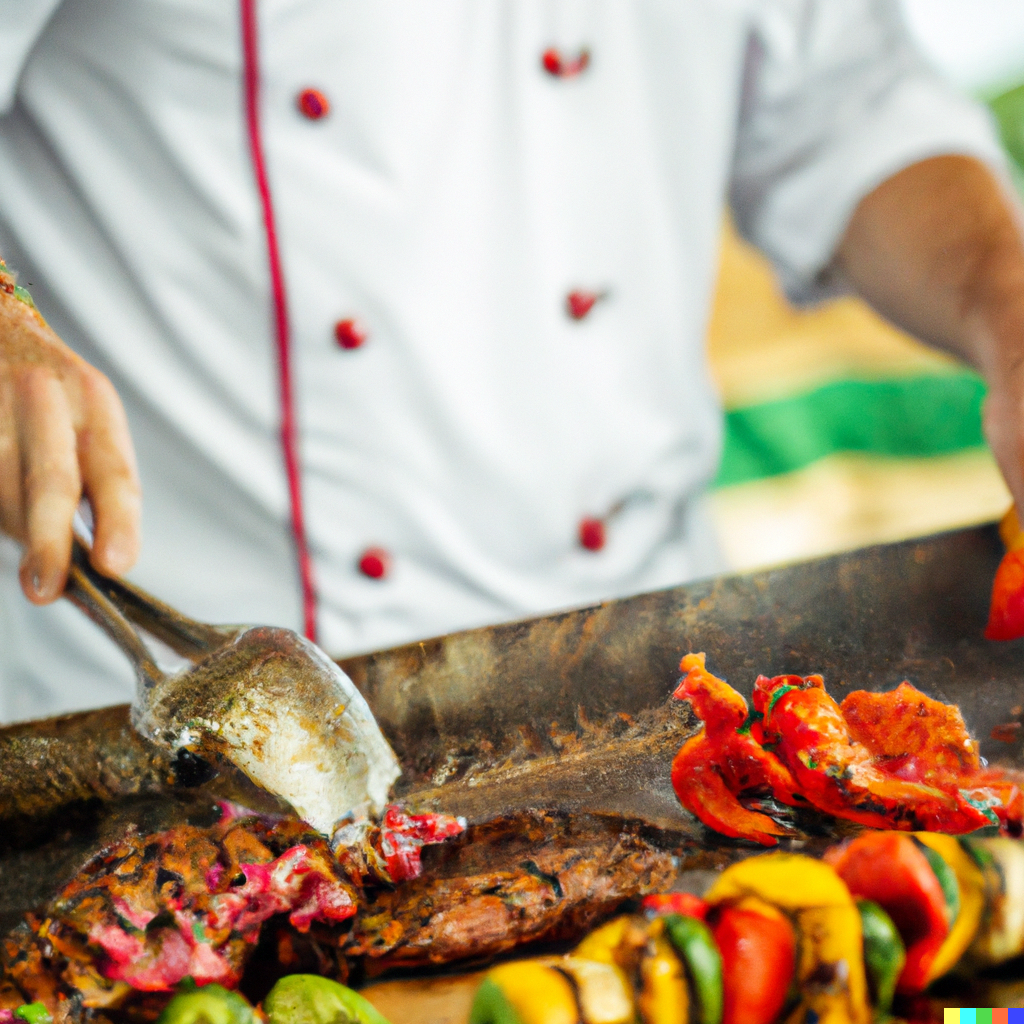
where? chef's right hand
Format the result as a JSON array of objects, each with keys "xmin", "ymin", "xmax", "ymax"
[{"xmin": 0, "ymin": 267, "xmax": 140, "ymax": 603}]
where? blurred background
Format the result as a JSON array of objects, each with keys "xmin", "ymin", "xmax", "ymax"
[{"xmin": 709, "ymin": 0, "xmax": 1024, "ymax": 571}]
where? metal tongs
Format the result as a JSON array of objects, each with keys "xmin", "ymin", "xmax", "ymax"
[{"xmin": 63, "ymin": 537, "xmax": 401, "ymax": 835}]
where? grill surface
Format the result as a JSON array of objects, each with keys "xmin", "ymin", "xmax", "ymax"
[{"xmin": 1, "ymin": 522, "xmax": 1021, "ymax": 931}]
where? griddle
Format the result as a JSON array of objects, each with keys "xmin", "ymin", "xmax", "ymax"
[{"xmin": 1, "ymin": 522, "xmax": 1021, "ymax": 945}]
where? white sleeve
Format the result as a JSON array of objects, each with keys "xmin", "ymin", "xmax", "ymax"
[
  {"xmin": 729, "ymin": 0, "xmax": 1009, "ymax": 304},
  {"xmin": 0, "ymin": 0, "xmax": 65, "ymax": 115}
]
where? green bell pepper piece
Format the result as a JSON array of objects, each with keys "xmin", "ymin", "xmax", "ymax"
[
  {"xmin": 664, "ymin": 913, "xmax": 724, "ymax": 1024},
  {"xmin": 15, "ymin": 1004, "xmax": 52, "ymax": 1024},
  {"xmin": 468, "ymin": 977, "xmax": 525, "ymax": 1024},
  {"xmin": 857, "ymin": 900, "xmax": 905, "ymax": 1019},
  {"xmin": 156, "ymin": 984, "xmax": 254, "ymax": 1024},
  {"xmin": 264, "ymin": 975, "xmax": 391, "ymax": 1024}
]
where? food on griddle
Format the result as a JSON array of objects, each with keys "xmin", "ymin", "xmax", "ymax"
[
  {"xmin": 472, "ymin": 852, "xmax": 869, "ymax": 1024},
  {"xmin": 0, "ymin": 806, "xmax": 674, "ymax": 1018},
  {"xmin": 669, "ymin": 654, "xmax": 802, "ymax": 845},
  {"xmin": 262, "ymin": 974, "xmax": 389, "ymax": 1024},
  {"xmin": 986, "ymin": 505, "xmax": 1024, "ymax": 641},
  {"xmin": 154, "ymin": 983, "xmax": 254, "ymax": 1024},
  {"xmin": 671, "ymin": 653, "xmax": 1023, "ymax": 845},
  {"xmin": 0, "ymin": 805, "xmax": 461, "ymax": 1012},
  {"xmin": 472, "ymin": 832, "xmax": 1024, "ymax": 1024}
]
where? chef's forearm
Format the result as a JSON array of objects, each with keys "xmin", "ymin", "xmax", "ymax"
[
  {"xmin": 837, "ymin": 155, "xmax": 1024, "ymax": 376},
  {"xmin": 837, "ymin": 154, "xmax": 1024, "ymax": 507}
]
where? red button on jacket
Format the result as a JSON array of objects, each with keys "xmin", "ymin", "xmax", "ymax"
[
  {"xmin": 358, "ymin": 548, "xmax": 390, "ymax": 579},
  {"xmin": 297, "ymin": 88, "xmax": 330, "ymax": 120},
  {"xmin": 566, "ymin": 290, "xmax": 602, "ymax": 320},
  {"xmin": 579, "ymin": 517, "xmax": 606, "ymax": 552},
  {"xmin": 541, "ymin": 48, "xmax": 591, "ymax": 78},
  {"xmin": 334, "ymin": 319, "xmax": 367, "ymax": 350}
]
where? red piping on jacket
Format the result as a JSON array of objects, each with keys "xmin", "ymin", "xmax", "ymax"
[{"xmin": 240, "ymin": 0, "xmax": 318, "ymax": 641}]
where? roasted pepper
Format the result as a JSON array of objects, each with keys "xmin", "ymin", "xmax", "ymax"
[
  {"xmin": 707, "ymin": 852, "xmax": 870, "ymax": 1024},
  {"xmin": 156, "ymin": 984, "xmax": 255, "ymax": 1024},
  {"xmin": 914, "ymin": 833, "xmax": 985, "ymax": 983},
  {"xmin": 638, "ymin": 926, "xmax": 689, "ymax": 1024},
  {"xmin": 469, "ymin": 962, "xmax": 579, "ymax": 1024},
  {"xmin": 643, "ymin": 893, "xmax": 709, "ymax": 920},
  {"xmin": 264, "ymin": 975, "xmax": 391, "ymax": 1024},
  {"xmin": 856, "ymin": 901, "xmax": 905, "ymax": 1018},
  {"xmin": 664, "ymin": 913, "xmax": 723, "ymax": 1024},
  {"xmin": 709, "ymin": 899, "xmax": 794, "ymax": 1024},
  {"xmin": 575, "ymin": 915, "xmax": 650, "ymax": 976},
  {"xmin": 14, "ymin": 1007, "xmax": 52, "ymax": 1024},
  {"xmin": 986, "ymin": 506, "xmax": 1024, "ymax": 640},
  {"xmin": 828, "ymin": 832, "xmax": 951, "ymax": 994}
]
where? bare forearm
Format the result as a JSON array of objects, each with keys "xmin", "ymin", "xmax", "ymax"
[{"xmin": 837, "ymin": 155, "xmax": 1024, "ymax": 506}]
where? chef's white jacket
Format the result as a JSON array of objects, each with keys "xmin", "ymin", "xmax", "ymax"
[{"xmin": 0, "ymin": 0, "xmax": 1006, "ymax": 722}]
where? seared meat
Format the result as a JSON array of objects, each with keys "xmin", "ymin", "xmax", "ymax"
[{"xmin": 0, "ymin": 808, "xmax": 684, "ymax": 1019}]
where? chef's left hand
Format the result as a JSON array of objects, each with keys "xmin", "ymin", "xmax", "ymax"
[{"xmin": 837, "ymin": 155, "xmax": 1024, "ymax": 512}]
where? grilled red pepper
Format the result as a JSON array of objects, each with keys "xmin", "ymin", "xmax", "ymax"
[
  {"xmin": 710, "ymin": 902, "xmax": 796, "ymax": 1024},
  {"xmin": 827, "ymin": 831, "xmax": 952, "ymax": 993}
]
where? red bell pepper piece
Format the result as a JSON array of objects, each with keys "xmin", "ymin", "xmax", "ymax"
[
  {"xmin": 827, "ymin": 831, "xmax": 949, "ymax": 994},
  {"xmin": 986, "ymin": 547, "xmax": 1024, "ymax": 641},
  {"xmin": 641, "ymin": 893, "xmax": 709, "ymax": 920},
  {"xmin": 711, "ymin": 904, "xmax": 796, "ymax": 1024}
]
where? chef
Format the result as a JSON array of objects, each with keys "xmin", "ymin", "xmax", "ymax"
[{"xmin": 1, "ymin": 0, "xmax": 1023, "ymax": 722}]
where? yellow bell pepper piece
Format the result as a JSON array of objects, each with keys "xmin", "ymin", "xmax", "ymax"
[
  {"xmin": 1000, "ymin": 506, "xmax": 1024, "ymax": 551},
  {"xmin": 638, "ymin": 928, "xmax": 689, "ymax": 1024},
  {"xmin": 480, "ymin": 962, "xmax": 580, "ymax": 1024},
  {"xmin": 575, "ymin": 915, "xmax": 650, "ymax": 976},
  {"xmin": 706, "ymin": 853, "xmax": 869, "ymax": 1024},
  {"xmin": 914, "ymin": 833, "xmax": 985, "ymax": 982}
]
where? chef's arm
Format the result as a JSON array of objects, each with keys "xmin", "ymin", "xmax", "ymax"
[
  {"xmin": 837, "ymin": 154, "xmax": 1024, "ymax": 510},
  {"xmin": 0, "ymin": 268, "xmax": 140, "ymax": 603}
]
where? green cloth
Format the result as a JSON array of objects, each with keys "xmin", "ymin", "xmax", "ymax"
[{"xmin": 715, "ymin": 373, "xmax": 986, "ymax": 487}]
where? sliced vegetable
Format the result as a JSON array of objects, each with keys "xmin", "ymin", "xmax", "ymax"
[
  {"xmin": 962, "ymin": 836, "xmax": 1024, "ymax": 969},
  {"xmin": 638, "ymin": 927, "xmax": 688, "ymax": 1024},
  {"xmin": 575, "ymin": 915, "xmax": 650, "ymax": 976},
  {"xmin": 552, "ymin": 958, "xmax": 634, "ymax": 1024},
  {"xmin": 914, "ymin": 833, "xmax": 985, "ymax": 982},
  {"xmin": 911, "ymin": 838, "xmax": 960, "ymax": 925},
  {"xmin": 643, "ymin": 893, "xmax": 709, "ymax": 920},
  {"xmin": 828, "ymin": 831, "xmax": 948, "ymax": 994},
  {"xmin": 264, "ymin": 975, "xmax": 391, "ymax": 1024},
  {"xmin": 857, "ymin": 900, "xmax": 905, "ymax": 1018},
  {"xmin": 156, "ymin": 984, "xmax": 255, "ymax": 1024},
  {"xmin": 707, "ymin": 852, "xmax": 870, "ymax": 1024},
  {"xmin": 14, "ymin": 1007, "xmax": 52, "ymax": 1024},
  {"xmin": 664, "ymin": 913, "xmax": 723, "ymax": 1024},
  {"xmin": 469, "ymin": 963, "xmax": 578, "ymax": 1024},
  {"xmin": 987, "ymin": 507, "xmax": 1024, "ymax": 640},
  {"xmin": 710, "ymin": 901, "xmax": 794, "ymax": 1024}
]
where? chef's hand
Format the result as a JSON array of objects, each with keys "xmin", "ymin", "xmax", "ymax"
[
  {"xmin": 0, "ymin": 269, "xmax": 140, "ymax": 603},
  {"xmin": 837, "ymin": 155, "xmax": 1024, "ymax": 513}
]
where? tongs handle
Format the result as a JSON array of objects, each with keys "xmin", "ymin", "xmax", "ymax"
[
  {"xmin": 65, "ymin": 537, "xmax": 234, "ymax": 664},
  {"xmin": 64, "ymin": 539, "xmax": 165, "ymax": 691}
]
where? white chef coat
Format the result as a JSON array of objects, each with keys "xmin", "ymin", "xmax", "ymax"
[{"xmin": 0, "ymin": 0, "xmax": 1006, "ymax": 722}]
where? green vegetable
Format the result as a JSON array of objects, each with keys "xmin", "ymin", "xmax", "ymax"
[
  {"xmin": 468, "ymin": 978, "xmax": 525, "ymax": 1024},
  {"xmin": 913, "ymin": 838, "xmax": 960, "ymax": 926},
  {"xmin": 15, "ymin": 1004, "xmax": 53, "ymax": 1024},
  {"xmin": 155, "ymin": 985, "xmax": 254, "ymax": 1024},
  {"xmin": 264, "ymin": 975, "xmax": 391, "ymax": 1024},
  {"xmin": 857, "ymin": 900, "xmax": 905, "ymax": 1018},
  {"xmin": 664, "ymin": 913, "xmax": 724, "ymax": 1024}
]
